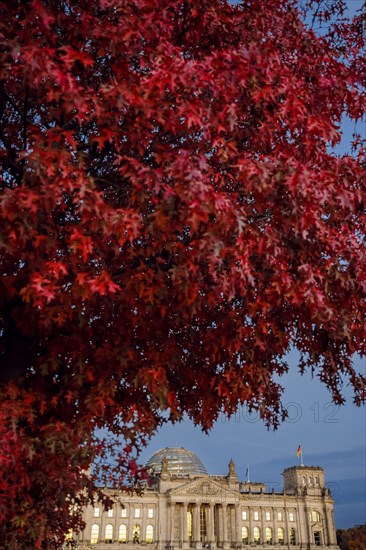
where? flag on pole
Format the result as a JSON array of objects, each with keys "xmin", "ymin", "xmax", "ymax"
[
  {"xmin": 245, "ymin": 464, "xmax": 250, "ymax": 482},
  {"xmin": 296, "ymin": 445, "xmax": 302, "ymax": 458}
]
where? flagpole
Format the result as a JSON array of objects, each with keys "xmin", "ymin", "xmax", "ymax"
[
  {"xmin": 247, "ymin": 463, "xmax": 250, "ymax": 482},
  {"xmin": 299, "ymin": 443, "xmax": 304, "ymax": 466}
]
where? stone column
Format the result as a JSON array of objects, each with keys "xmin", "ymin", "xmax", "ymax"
[
  {"xmin": 323, "ymin": 503, "xmax": 333, "ymax": 545},
  {"xmin": 141, "ymin": 506, "xmax": 146, "ymax": 544},
  {"xmin": 273, "ymin": 507, "xmax": 278, "ymax": 544},
  {"xmin": 261, "ymin": 509, "xmax": 265, "ymax": 545},
  {"xmin": 182, "ymin": 503, "xmax": 188, "ymax": 548},
  {"xmin": 217, "ymin": 504, "xmax": 223, "ymax": 547},
  {"xmin": 170, "ymin": 503, "xmax": 175, "ymax": 547},
  {"xmin": 194, "ymin": 504, "xmax": 201, "ymax": 547},
  {"xmin": 235, "ymin": 505, "xmax": 241, "ymax": 547},
  {"xmin": 302, "ymin": 502, "xmax": 310, "ymax": 546},
  {"xmin": 229, "ymin": 506, "xmax": 236, "ymax": 547},
  {"xmin": 208, "ymin": 503, "xmax": 215, "ymax": 545},
  {"xmin": 128, "ymin": 511, "xmax": 133, "ymax": 543},
  {"xmin": 248, "ymin": 507, "xmax": 253, "ymax": 544},
  {"xmin": 222, "ymin": 505, "xmax": 228, "ymax": 548}
]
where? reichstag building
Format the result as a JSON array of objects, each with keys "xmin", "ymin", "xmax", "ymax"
[{"xmin": 76, "ymin": 447, "xmax": 339, "ymax": 549}]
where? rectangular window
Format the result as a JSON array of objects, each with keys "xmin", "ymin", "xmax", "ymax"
[
  {"xmin": 289, "ymin": 513, "xmax": 294, "ymax": 522},
  {"xmin": 148, "ymin": 508, "xmax": 154, "ymax": 518},
  {"xmin": 242, "ymin": 511, "xmax": 247, "ymax": 520},
  {"xmin": 94, "ymin": 507, "xmax": 100, "ymax": 517},
  {"xmin": 253, "ymin": 511, "xmax": 259, "ymax": 521},
  {"xmin": 135, "ymin": 508, "xmax": 141, "ymax": 518},
  {"xmin": 200, "ymin": 507, "xmax": 207, "ymax": 541},
  {"xmin": 107, "ymin": 508, "xmax": 113, "ymax": 517},
  {"xmin": 278, "ymin": 511, "xmax": 283, "ymax": 521},
  {"xmin": 265, "ymin": 511, "xmax": 271, "ymax": 521},
  {"xmin": 121, "ymin": 508, "xmax": 127, "ymax": 518}
]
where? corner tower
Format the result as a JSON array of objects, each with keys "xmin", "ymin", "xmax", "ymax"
[{"xmin": 283, "ymin": 465, "xmax": 325, "ymax": 496}]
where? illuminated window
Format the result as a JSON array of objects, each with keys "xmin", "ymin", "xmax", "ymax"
[
  {"xmin": 265, "ymin": 511, "xmax": 271, "ymax": 521},
  {"xmin": 278, "ymin": 511, "xmax": 283, "ymax": 521},
  {"xmin": 148, "ymin": 508, "xmax": 154, "ymax": 518},
  {"xmin": 253, "ymin": 527, "xmax": 261, "ymax": 544},
  {"xmin": 289, "ymin": 528, "xmax": 296, "ymax": 545},
  {"xmin": 265, "ymin": 527, "xmax": 272, "ymax": 544},
  {"xmin": 133, "ymin": 525, "xmax": 141, "ymax": 544},
  {"xmin": 121, "ymin": 506, "xmax": 127, "ymax": 517},
  {"xmin": 135, "ymin": 508, "xmax": 141, "ymax": 518},
  {"xmin": 91, "ymin": 524, "xmax": 99, "ymax": 544},
  {"xmin": 242, "ymin": 510, "xmax": 247, "ymax": 520},
  {"xmin": 253, "ymin": 511, "xmax": 259, "ymax": 521},
  {"xmin": 278, "ymin": 527, "xmax": 284, "ymax": 546},
  {"xmin": 289, "ymin": 512, "xmax": 294, "ymax": 522},
  {"xmin": 119, "ymin": 524, "xmax": 127, "ymax": 543},
  {"xmin": 107, "ymin": 508, "xmax": 114, "ymax": 517},
  {"xmin": 146, "ymin": 525, "xmax": 154, "ymax": 543},
  {"xmin": 200, "ymin": 506, "xmax": 207, "ymax": 541},
  {"xmin": 187, "ymin": 509, "xmax": 193, "ymax": 542},
  {"xmin": 105, "ymin": 524, "xmax": 113, "ymax": 542},
  {"xmin": 242, "ymin": 527, "xmax": 248, "ymax": 544},
  {"xmin": 94, "ymin": 507, "xmax": 100, "ymax": 517},
  {"xmin": 311, "ymin": 511, "xmax": 321, "ymax": 522}
]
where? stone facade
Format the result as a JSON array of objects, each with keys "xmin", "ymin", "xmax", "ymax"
[{"xmin": 76, "ymin": 448, "xmax": 339, "ymax": 550}]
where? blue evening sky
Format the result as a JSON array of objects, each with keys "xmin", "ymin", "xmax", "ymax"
[{"xmin": 139, "ymin": 0, "xmax": 366, "ymax": 531}]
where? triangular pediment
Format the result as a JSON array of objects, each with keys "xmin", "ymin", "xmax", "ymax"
[{"xmin": 169, "ymin": 477, "xmax": 239, "ymax": 500}]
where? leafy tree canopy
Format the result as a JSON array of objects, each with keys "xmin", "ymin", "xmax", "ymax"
[
  {"xmin": 0, "ymin": 0, "xmax": 365, "ymax": 546},
  {"xmin": 337, "ymin": 525, "xmax": 366, "ymax": 550}
]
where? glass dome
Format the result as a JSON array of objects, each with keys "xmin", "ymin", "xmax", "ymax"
[{"xmin": 146, "ymin": 447, "xmax": 207, "ymax": 476}]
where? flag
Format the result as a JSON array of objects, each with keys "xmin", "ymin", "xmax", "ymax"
[{"xmin": 296, "ymin": 445, "xmax": 302, "ymax": 458}]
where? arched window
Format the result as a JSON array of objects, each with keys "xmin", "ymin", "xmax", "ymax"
[
  {"xmin": 278, "ymin": 527, "xmax": 284, "ymax": 546},
  {"xmin": 105, "ymin": 524, "xmax": 113, "ymax": 542},
  {"xmin": 253, "ymin": 527, "xmax": 261, "ymax": 544},
  {"xmin": 146, "ymin": 525, "xmax": 154, "ymax": 543},
  {"xmin": 242, "ymin": 526, "xmax": 248, "ymax": 544},
  {"xmin": 90, "ymin": 524, "xmax": 99, "ymax": 544},
  {"xmin": 119, "ymin": 524, "xmax": 127, "ymax": 543},
  {"xmin": 289, "ymin": 528, "xmax": 296, "ymax": 545},
  {"xmin": 133, "ymin": 524, "xmax": 141, "ymax": 544},
  {"xmin": 265, "ymin": 527, "xmax": 272, "ymax": 544}
]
